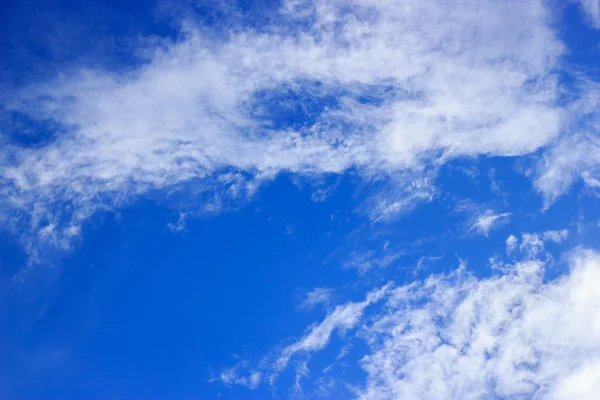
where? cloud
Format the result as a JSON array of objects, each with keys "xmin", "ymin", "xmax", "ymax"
[
  {"xmin": 554, "ymin": 358, "xmax": 600, "ymax": 399},
  {"xmin": 166, "ymin": 212, "xmax": 187, "ymax": 232},
  {"xmin": 215, "ymin": 283, "xmax": 391, "ymax": 390},
  {"xmin": 505, "ymin": 234, "xmax": 518, "ymax": 253},
  {"xmin": 293, "ymin": 360, "xmax": 310, "ymax": 394},
  {"xmin": 534, "ymin": 134, "xmax": 600, "ymax": 205},
  {"xmin": 358, "ymin": 249, "xmax": 600, "ymax": 399},
  {"xmin": 215, "ymin": 362, "xmax": 263, "ymax": 390},
  {"xmin": 218, "ymin": 247, "xmax": 600, "ymax": 398},
  {"xmin": 534, "ymin": 80, "xmax": 600, "ymax": 206},
  {"xmin": 468, "ymin": 210, "xmax": 510, "ymax": 236},
  {"xmin": 542, "ymin": 229, "xmax": 569, "ymax": 243},
  {"xmin": 342, "ymin": 249, "xmax": 402, "ymax": 274},
  {"xmin": 276, "ymin": 283, "xmax": 391, "ymax": 370},
  {"xmin": 415, "ymin": 256, "xmax": 443, "ymax": 274},
  {"xmin": 576, "ymin": 0, "xmax": 600, "ymax": 28},
  {"xmin": 298, "ymin": 288, "xmax": 335, "ymax": 311},
  {"xmin": 0, "ymin": 0, "xmax": 567, "ymax": 257},
  {"xmin": 506, "ymin": 229, "xmax": 569, "ymax": 257}
]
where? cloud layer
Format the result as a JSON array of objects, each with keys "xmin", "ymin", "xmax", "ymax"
[
  {"xmin": 359, "ymin": 249, "xmax": 600, "ymax": 399},
  {"xmin": 220, "ymin": 248, "xmax": 600, "ymax": 399},
  {"xmin": 0, "ymin": 0, "xmax": 569, "ymax": 255}
]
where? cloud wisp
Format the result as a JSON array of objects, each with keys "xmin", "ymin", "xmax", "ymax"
[
  {"xmin": 468, "ymin": 210, "xmax": 511, "ymax": 236},
  {"xmin": 298, "ymin": 288, "xmax": 336, "ymax": 311}
]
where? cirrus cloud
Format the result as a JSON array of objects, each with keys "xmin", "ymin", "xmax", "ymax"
[{"xmin": 0, "ymin": 0, "xmax": 569, "ymax": 260}]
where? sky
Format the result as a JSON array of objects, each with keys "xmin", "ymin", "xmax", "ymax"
[{"xmin": 1, "ymin": 0, "xmax": 600, "ymax": 399}]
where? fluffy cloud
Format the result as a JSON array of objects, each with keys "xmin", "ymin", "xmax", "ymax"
[
  {"xmin": 218, "ymin": 248, "xmax": 600, "ymax": 399},
  {"xmin": 506, "ymin": 229, "xmax": 569, "ymax": 256},
  {"xmin": 505, "ymin": 234, "xmax": 518, "ymax": 253},
  {"xmin": 534, "ymin": 80, "xmax": 600, "ymax": 205},
  {"xmin": 0, "ymin": 0, "xmax": 566, "ymax": 255},
  {"xmin": 358, "ymin": 249, "xmax": 600, "ymax": 399}
]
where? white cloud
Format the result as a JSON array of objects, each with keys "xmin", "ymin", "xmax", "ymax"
[
  {"xmin": 293, "ymin": 360, "xmax": 310, "ymax": 394},
  {"xmin": 276, "ymin": 283, "xmax": 391, "ymax": 370},
  {"xmin": 357, "ymin": 249, "xmax": 600, "ymax": 400},
  {"xmin": 543, "ymin": 229, "xmax": 569, "ymax": 243},
  {"xmin": 0, "ymin": 0, "xmax": 566, "ymax": 255},
  {"xmin": 167, "ymin": 212, "xmax": 187, "ymax": 232},
  {"xmin": 554, "ymin": 358, "xmax": 600, "ymax": 400},
  {"xmin": 298, "ymin": 288, "xmax": 335, "ymax": 311},
  {"xmin": 521, "ymin": 232, "xmax": 546, "ymax": 256},
  {"xmin": 582, "ymin": 171, "xmax": 600, "ymax": 188},
  {"xmin": 215, "ymin": 283, "xmax": 391, "ymax": 391},
  {"xmin": 218, "ymin": 248, "xmax": 600, "ymax": 398},
  {"xmin": 342, "ymin": 249, "xmax": 402, "ymax": 274},
  {"xmin": 505, "ymin": 234, "xmax": 518, "ymax": 254},
  {"xmin": 576, "ymin": 0, "xmax": 600, "ymax": 28},
  {"xmin": 415, "ymin": 256, "xmax": 442, "ymax": 274},
  {"xmin": 468, "ymin": 210, "xmax": 510, "ymax": 236},
  {"xmin": 506, "ymin": 229, "xmax": 569, "ymax": 257},
  {"xmin": 534, "ymin": 80, "xmax": 600, "ymax": 206},
  {"xmin": 216, "ymin": 362, "xmax": 263, "ymax": 390}
]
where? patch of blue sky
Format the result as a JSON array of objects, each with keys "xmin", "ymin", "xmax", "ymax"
[
  {"xmin": 1, "ymin": 154, "xmax": 591, "ymax": 397},
  {"xmin": 2, "ymin": 0, "xmax": 600, "ymax": 398}
]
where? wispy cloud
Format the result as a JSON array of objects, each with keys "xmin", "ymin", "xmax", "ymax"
[
  {"xmin": 166, "ymin": 212, "xmax": 187, "ymax": 232},
  {"xmin": 534, "ymin": 79, "xmax": 600, "ymax": 206},
  {"xmin": 505, "ymin": 234, "xmax": 518, "ymax": 254},
  {"xmin": 276, "ymin": 283, "xmax": 391, "ymax": 370},
  {"xmin": 358, "ymin": 249, "xmax": 600, "ymax": 399},
  {"xmin": 506, "ymin": 229, "xmax": 569, "ymax": 257},
  {"xmin": 214, "ymin": 362, "xmax": 263, "ymax": 390},
  {"xmin": 576, "ymin": 0, "xmax": 600, "ymax": 28},
  {"xmin": 468, "ymin": 210, "xmax": 510, "ymax": 236},
  {"xmin": 0, "ymin": 0, "xmax": 567, "ymax": 259},
  {"xmin": 298, "ymin": 287, "xmax": 335, "ymax": 311},
  {"xmin": 217, "ymin": 248, "xmax": 600, "ymax": 398},
  {"xmin": 214, "ymin": 283, "xmax": 391, "ymax": 391}
]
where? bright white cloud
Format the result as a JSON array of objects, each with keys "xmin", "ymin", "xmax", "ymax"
[
  {"xmin": 358, "ymin": 249, "xmax": 600, "ymax": 399},
  {"xmin": 468, "ymin": 210, "xmax": 510, "ymax": 236},
  {"xmin": 534, "ymin": 80, "xmax": 600, "ymax": 205},
  {"xmin": 218, "ymin": 248, "xmax": 600, "ymax": 399},
  {"xmin": 506, "ymin": 229, "xmax": 569, "ymax": 257},
  {"xmin": 0, "ymin": 0, "xmax": 566, "ymax": 255}
]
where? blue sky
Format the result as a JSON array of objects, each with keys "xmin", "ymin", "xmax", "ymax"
[{"xmin": 2, "ymin": 0, "xmax": 600, "ymax": 399}]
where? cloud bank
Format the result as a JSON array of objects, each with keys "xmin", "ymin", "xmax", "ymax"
[
  {"xmin": 220, "ymin": 248, "xmax": 600, "ymax": 399},
  {"xmin": 0, "ymin": 0, "xmax": 570, "ymax": 256},
  {"xmin": 359, "ymin": 249, "xmax": 600, "ymax": 400}
]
